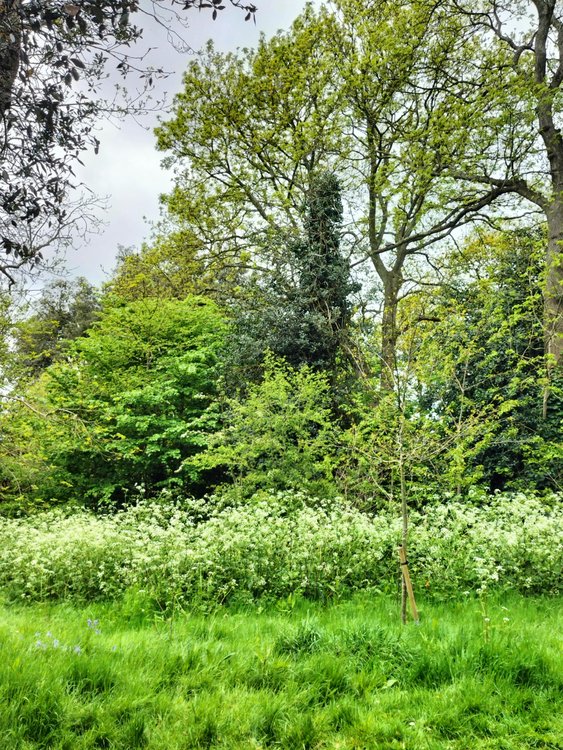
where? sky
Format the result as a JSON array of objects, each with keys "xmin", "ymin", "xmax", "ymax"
[{"xmin": 61, "ymin": 0, "xmax": 313, "ymax": 285}]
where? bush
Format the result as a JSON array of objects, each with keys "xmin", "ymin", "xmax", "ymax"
[
  {"xmin": 188, "ymin": 356, "xmax": 340, "ymax": 499},
  {"xmin": 2, "ymin": 296, "xmax": 226, "ymax": 510}
]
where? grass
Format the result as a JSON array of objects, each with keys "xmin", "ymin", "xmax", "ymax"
[{"xmin": 0, "ymin": 592, "xmax": 561, "ymax": 749}]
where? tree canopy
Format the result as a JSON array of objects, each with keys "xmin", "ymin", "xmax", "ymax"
[{"xmin": 156, "ymin": 0, "xmax": 543, "ymax": 392}]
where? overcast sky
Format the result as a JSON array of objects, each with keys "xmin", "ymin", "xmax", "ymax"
[{"xmin": 56, "ymin": 0, "xmax": 314, "ymax": 285}]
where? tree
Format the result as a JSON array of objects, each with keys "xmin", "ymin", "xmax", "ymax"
[
  {"xmin": 15, "ymin": 276, "xmax": 100, "ymax": 375},
  {"xmin": 291, "ymin": 172, "xmax": 356, "ymax": 373},
  {"xmin": 449, "ymin": 0, "xmax": 563, "ymax": 377},
  {"xmin": 416, "ymin": 226, "xmax": 562, "ymax": 492},
  {"xmin": 156, "ymin": 9, "xmax": 344, "ymax": 278},
  {"xmin": 156, "ymin": 0, "xmax": 520, "ymax": 393},
  {"xmin": 1, "ymin": 295, "xmax": 227, "ymax": 507},
  {"xmin": 0, "ymin": 0, "xmax": 257, "ymax": 281},
  {"xmin": 107, "ymin": 225, "xmax": 252, "ymax": 304},
  {"xmin": 224, "ymin": 172, "xmax": 358, "ymax": 392}
]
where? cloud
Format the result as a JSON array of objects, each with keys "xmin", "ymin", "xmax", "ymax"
[{"xmin": 69, "ymin": 0, "xmax": 313, "ymax": 284}]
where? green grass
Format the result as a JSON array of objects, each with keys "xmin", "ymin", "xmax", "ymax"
[{"xmin": 0, "ymin": 593, "xmax": 561, "ymax": 749}]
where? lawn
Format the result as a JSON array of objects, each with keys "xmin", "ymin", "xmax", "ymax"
[{"xmin": 0, "ymin": 593, "xmax": 561, "ymax": 749}]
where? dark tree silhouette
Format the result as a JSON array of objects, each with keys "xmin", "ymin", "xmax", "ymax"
[{"xmin": 0, "ymin": 0, "xmax": 257, "ymax": 283}]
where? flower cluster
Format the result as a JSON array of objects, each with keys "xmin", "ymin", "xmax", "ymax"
[
  {"xmin": 408, "ymin": 493, "xmax": 563, "ymax": 596},
  {"xmin": 0, "ymin": 491, "xmax": 560, "ymax": 604}
]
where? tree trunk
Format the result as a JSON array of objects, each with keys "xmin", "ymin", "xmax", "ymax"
[
  {"xmin": 380, "ymin": 273, "xmax": 401, "ymax": 393},
  {"xmin": 532, "ymin": 0, "xmax": 563, "ymax": 371},
  {"xmin": 366, "ymin": 127, "xmax": 404, "ymax": 395},
  {"xmin": 545, "ymin": 202, "xmax": 563, "ymax": 370}
]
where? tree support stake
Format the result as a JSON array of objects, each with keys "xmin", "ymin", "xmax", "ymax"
[{"xmin": 398, "ymin": 545, "xmax": 419, "ymax": 624}]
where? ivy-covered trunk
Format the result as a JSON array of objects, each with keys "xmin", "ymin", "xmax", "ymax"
[{"xmin": 545, "ymin": 206, "xmax": 563, "ymax": 367}]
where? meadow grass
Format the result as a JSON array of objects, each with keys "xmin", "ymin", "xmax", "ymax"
[{"xmin": 0, "ymin": 593, "xmax": 561, "ymax": 749}]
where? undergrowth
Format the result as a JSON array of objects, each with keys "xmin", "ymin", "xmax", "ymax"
[{"xmin": 0, "ymin": 491, "xmax": 561, "ymax": 606}]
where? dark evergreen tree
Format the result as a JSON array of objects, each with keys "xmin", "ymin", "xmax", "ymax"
[
  {"xmin": 225, "ymin": 172, "xmax": 357, "ymax": 388},
  {"xmin": 292, "ymin": 172, "xmax": 355, "ymax": 372}
]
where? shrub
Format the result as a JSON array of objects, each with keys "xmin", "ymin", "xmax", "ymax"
[{"xmin": 188, "ymin": 356, "xmax": 340, "ymax": 499}]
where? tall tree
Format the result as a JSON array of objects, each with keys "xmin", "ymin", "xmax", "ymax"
[
  {"xmin": 293, "ymin": 172, "xmax": 354, "ymax": 373},
  {"xmin": 157, "ymin": 0, "xmax": 520, "ymax": 392},
  {"xmin": 156, "ymin": 9, "xmax": 344, "ymax": 270},
  {"xmin": 450, "ymin": 0, "xmax": 563, "ymax": 377}
]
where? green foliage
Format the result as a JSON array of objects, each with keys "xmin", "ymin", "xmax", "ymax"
[
  {"xmin": 0, "ymin": 280, "xmax": 101, "ymax": 514},
  {"xmin": 2, "ymin": 1, "xmax": 561, "ymax": 545},
  {"xmin": 107, "ymin": 229, "xmax": 251, "ymax": 304},
  {"xmin": 14, "ymin": 278, "xmax": 101, "ymax": 376},
  {"xmin": 3, "ymin": 296, "xmax": 227, "ymax": 508},
  {"xmin": 417, "ymin": 228, "xmax": 562, "ymax": 492},
  {"xmin": 337, "ymin": 389, "xmax": 442, "ymax": 511},
  {"xmin": 225, "ymin": 173, "xmax": 356, "ymax": 375},
  {"xmin": 156, "ymin": 0, "xmax": 518, "ymax": 395},
  {"xmin": 190, "ymin": 355, "xmax": 340, "ymax": 499}
]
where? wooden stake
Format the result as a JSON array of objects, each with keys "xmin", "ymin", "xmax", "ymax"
[{"xmin": 398, "ymin": 545, "xmax": 419, "ymax": 624}]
